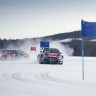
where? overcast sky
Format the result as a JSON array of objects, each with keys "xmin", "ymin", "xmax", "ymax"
[{"xmin": 0, "ymin": 0, "xmax": 96, "ymax": 39}]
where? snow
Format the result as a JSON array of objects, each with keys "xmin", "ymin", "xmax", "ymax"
[
  {"xmin": 90, "ymin": 39, "xmax": 96, "ymax": 42},
  {"xmin": 0, "ymin": 56, "xmax": 96, "ymax": 96},
  {"xmin": 59, "ymin": 38, "xmax": 82, "ymax": 42}
]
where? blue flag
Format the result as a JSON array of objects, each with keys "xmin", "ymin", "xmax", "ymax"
[
  {"xmin": 40, "ymin": 41, "xmax": 49, "ymax": 48},
  {"xmin": 81, "ymin": 20, "xmax": 96, "ymax": 37}
]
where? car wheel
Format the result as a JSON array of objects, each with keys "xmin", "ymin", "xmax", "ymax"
[{"xmin": 59, "ymin": 62, "xmax": 63, "ymax": 65}]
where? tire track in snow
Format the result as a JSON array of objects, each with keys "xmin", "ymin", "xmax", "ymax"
[
  {"xmin": 0, "ymin": 73, "xmax": 10, "ymax": 81},
  {"xmin": 2, "ymin": 73, "xmax": 11, "ymax": 80},
  {"xmin": 35, "ymin": 72, "xmax": 96, "ymax": 89},
  {"xmin": 11, "ymin": 73, "xmax": 27, "ymax": 82},
  {"xmin": 35, "ymin": 72, "xmax": 64, "ymax": 82},
  {"xmin": 1, "ymin": 72, "xmax": 96, "ymax": 89},
  {"xmin": 0, "ymin": 73, "xmax": 28, "ymax": 82}
]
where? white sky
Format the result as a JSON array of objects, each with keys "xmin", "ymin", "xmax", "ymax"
[{"xmin": 0, "ymin": 0, "xmax": 96, "ymax": 39}]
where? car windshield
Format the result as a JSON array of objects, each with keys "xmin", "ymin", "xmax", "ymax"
[
  {"xmin": 18, "ymin": 50, "xmax": 27, "ymax": 55},
  {"xmin": 43, "ymin": 48, "xmax": 60, "ymax": 54}
]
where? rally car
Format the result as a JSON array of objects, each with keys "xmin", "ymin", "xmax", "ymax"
[
  {"xmin": 17, "ymin": 50, "xmax": 29, "ymax": 58},
  {"xmin": 0, "ymin": 50, "xmax": 29, "ymax": 60},
  {"xmin": 37, "ymin": 48, "xmax": 63, "ymax": 64}
]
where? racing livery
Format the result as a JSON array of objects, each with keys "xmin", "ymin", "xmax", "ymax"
[{"xmin": 37, "ymin": 48, "xmax": 63, "ymax": 64}]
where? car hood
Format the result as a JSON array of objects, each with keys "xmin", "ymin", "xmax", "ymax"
[{"xmin": 47, "ymin": 53, "xmax": 59, "ymax": 58}]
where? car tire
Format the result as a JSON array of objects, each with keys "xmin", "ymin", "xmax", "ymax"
[{"xmin": 59, "ymin": 62, "xmax": 63, "ymax": 65}]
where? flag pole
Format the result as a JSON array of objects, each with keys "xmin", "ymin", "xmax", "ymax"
[{"xmin": 82, "ymin": 36, "xmax": 84, "ymax": 80}]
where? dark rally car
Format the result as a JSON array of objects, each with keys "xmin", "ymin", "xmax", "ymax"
[
  {"xmin": 0, "ymin": 50, "xmax": 29, "ymax": 60},
  {"xmin": 37, "ymin": 48, "xmax": 63, "ymax": 64}
]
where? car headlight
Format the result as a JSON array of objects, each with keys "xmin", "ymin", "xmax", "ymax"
[{"xmin": 59, "ymin": 55, "xmax": 63, "ymax": 59}]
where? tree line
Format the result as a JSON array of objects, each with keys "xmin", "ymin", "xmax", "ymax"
[{"xmin": 0, "ymin": 31, "xmax": 96, "ymax": 56}]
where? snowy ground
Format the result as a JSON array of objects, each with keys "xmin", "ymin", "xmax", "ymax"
[{"xmin": 0, "ymin": 56, "xmax": 96, "ymax": 96}]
